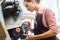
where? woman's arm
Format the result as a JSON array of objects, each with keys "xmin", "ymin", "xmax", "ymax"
[{"xmin": 34, "ymin": 29, "xmax": 57, "ymax": 39}]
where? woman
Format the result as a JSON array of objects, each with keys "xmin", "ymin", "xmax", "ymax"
[{"xmin": 23, "ymin": 0, "xmax": 59, "ymax": 40}]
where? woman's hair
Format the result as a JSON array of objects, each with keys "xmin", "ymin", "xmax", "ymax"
[{"xmin": 24, "ymin": 0, "xmax": 40, "ymax": 4}]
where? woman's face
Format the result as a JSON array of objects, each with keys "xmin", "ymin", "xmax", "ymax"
[{"xmin": 24, "ymin": 2, "xmax": 35, "ymax": 12}]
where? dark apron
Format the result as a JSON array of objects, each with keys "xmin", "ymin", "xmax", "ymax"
[{"xmin": 34, "ymin": 14, "xmax": 58, "ymax": 40}]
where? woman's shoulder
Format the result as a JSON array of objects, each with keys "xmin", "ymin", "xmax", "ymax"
[
  {"xmin": 38, "ymin": 7, "xmax": 48, "ymax": 14},
  {"xmin": 40, "ymin": 7, "xmax": 53, "ymax": 12},
  {"xmin": 37, "ymin": 7, "xmax": 55, "ymax": 16},
  {"xmin": 40, "ymin": 7, "xmax": 55, "ymax": 15}
]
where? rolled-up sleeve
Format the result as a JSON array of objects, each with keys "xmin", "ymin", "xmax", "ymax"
[{"xmin": 45, "ymin": 9, "xmax": 58, "ymax": 34}]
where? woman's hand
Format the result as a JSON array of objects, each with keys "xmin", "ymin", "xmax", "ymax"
[{"xmin": 23, "ymin": 34, "xmax": 36, "ymax": 40}]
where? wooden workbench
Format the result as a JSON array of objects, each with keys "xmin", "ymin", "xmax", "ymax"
[{"xmin": 0, "ymin": 22, "xmax": 6, "ymax": 40}]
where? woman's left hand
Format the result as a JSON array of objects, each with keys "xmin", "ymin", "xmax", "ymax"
[{"xmin": 23, "ymin": 34, "xmax": 36, "ymax": 40}]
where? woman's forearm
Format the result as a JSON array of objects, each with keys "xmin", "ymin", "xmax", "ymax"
[{"xmin": 34, "ymin": 29, "xmax": 57, "ymax": 40}]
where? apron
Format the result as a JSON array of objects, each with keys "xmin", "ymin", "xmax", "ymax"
[{"xmin": 34, "ymin": 14, "xmax": 58, "ymax": 40}]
